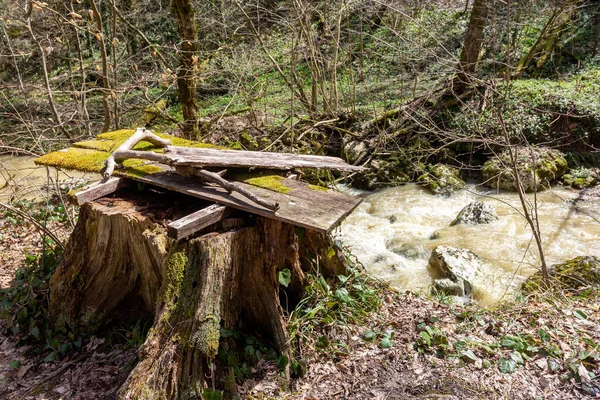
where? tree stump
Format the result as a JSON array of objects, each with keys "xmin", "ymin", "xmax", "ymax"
[{"xmin": 49, "ymin": 188, "xmax": 347, "ymax": 399}]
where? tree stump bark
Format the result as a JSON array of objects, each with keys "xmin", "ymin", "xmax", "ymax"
[{"xmin": 49, "ymin": 189, "xmax": 347, "ymax": 399}]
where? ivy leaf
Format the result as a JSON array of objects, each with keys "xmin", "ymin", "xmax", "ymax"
[
  {"xmin": 498, "ymin": 357, "xmax": 517, "ymax": 374},
  {"xmin": 327, "ymin": 247, "xmax": 336, "ymax": 259},
  {"xmin": 419, "ymin": 331, "xmax": 431, "ymax": 346},
  {"xmin": 538, "ymin": 328, "xmax": 551, "ymax": 342},
  {"xmin": 29, "ymin": 326, "xmax": 40, "ymax": 339},
  {"xmin": 8, "ymin": 360, "xmax": 21, "ymax": 370},
  {"xmin": 380, "ymin": 337, "xmax": 393, "ymax": 349},
  {"xmin": 334, "ymin": 288, "xmax": 350, "ymax": 303},
  {"xmin": 202, "ymin": 389, "xmax": 223, "ymax": 400},
  {"xmin": 43, "ymin": 351, "xmax": 58, "ymax": 362},
  {"xmin": 278, "ymin": 269, "xmax": 291, "ymax": 288},
  {"xmin": 364, "ymin": 329, "xmax": 377, "ymax": 341}
]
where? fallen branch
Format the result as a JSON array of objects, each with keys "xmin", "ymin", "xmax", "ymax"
[{"xmin": 103, "ymin": 127, "xmax": 171, "ymax": 177}]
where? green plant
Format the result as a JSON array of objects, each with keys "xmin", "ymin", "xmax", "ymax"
[{"xmin": 0, "ymin": 247, "xmax": 82, "ymax": 361}]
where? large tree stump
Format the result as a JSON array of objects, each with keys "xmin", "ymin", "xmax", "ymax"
[{"xmin": 49, "ymin": 188, "xmax": 347, "ymax": 399}]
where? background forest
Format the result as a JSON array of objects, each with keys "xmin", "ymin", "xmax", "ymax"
[{"xmin": 1, "ymin": 0, "xmax": 600, "ymax": 399}]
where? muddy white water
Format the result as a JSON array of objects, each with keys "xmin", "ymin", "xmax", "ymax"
[
  {"xmin": 0, "ymin": 155, "xmax": 89, "ymax": 202},
  {"xmin": 335, "ymin": 183, "xmax": 600, "ymax": 305}
]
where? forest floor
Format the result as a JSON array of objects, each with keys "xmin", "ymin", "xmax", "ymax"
[{"xmin": 0, "ymin": 206, "xmax": 598, "ymax": 399}]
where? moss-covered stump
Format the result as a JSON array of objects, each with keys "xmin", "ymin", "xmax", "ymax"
[{"xmin": 48, "ymin": 190, "xmax": 347, "ymax": 399}]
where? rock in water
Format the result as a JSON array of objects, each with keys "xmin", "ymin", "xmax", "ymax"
[
  {"xmin": 428, "ymin": 245, "xmax": 484, "ymax": 297},
  {"xmin": 417, "ymin": 164, "xmax": 466, "ymax": 195},
  {"xmin": 450, "ymin": 201, "xmax": 498, "ymax": 226},
  {"xmin": 523, "ymin": 256, "xmax": 600, "ymax": 292},
  {"xmin": 482, "ymin": 147, "xmax": 568, "ymax": 192}
]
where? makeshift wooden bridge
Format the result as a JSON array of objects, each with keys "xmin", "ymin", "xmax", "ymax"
[{"xmin": 36, "ymin": 128, "xmax": 366, "ymax": 239}]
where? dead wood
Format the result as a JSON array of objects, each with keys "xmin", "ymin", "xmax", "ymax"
[{"xmin": 48, "ymin": 190, "xmax": 347, "ymax": 398}]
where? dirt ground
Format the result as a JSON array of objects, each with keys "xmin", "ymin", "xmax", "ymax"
[{"xmin": 0, "ymin": 207, "xmax": 599, "ymax": 399}]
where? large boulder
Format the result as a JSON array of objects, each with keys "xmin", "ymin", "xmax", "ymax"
[
  {"xmin": 428, "ymin": 246, "xmax": 484, "ymax": 297},
  {"xmin": 450, "ymin": 201, "xmax": 498, "ymax": 226},
  {"xmin": 482, "ymin": 147, "xmax": 568, "ymax": 192},
  {"xmin": 523, "ymin": 256, "xmax": 600, "ymax": 292},
  {"xmin": 562, "ymin": 167, "xmax": 599, "ymax": 189},
  {"xmin": 417, "ymin": 164, "xmax": 466, "ymax": 195}
]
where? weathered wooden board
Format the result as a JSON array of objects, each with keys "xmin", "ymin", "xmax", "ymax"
[
  {"xmin": 131, "ymin": 170, "xmax": 361, "ymax": 233},
  {"xmin": 165, "ymin": 146, "xmax": 367, "ymax": 172},
  {"xmin": 167, "ymin": 204, "xmax": 231, "ymax": 240},
  {"xmin": 68, "ymin": 177, "xmax": 132, "ymax": 205}
]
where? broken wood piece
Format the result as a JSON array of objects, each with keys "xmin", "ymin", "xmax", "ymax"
[
  {"xmin": 166, "ymin": 146, "xmax": 367, "ymax": 172},
  {"xmin": 68, "ymin": 177, "xmax": 131, "ymax": 205},
  {"xmin": 104, "ymin": 127, "xmax": 171, "ymax": 177},
  {"xmin": 131, "ymin": 170, "xmax": 361, "ymax": 233},
  {"xmin": 176, "ymin": 166, "xmax": 280, "ymax": 212},
  {"xmin": 167, "ymin": 204, "xmax": 231, "ymax": 240}
]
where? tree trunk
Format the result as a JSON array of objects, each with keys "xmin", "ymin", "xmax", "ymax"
[
  {"xmin": 49, "ymin": 190, "xmax": 346, "ymax": 398},
  {"xmin": 453, "ymin": 0, "xmax": 488, "ymax": 92},
  {"xmin": 172, "ymin": 0, "xmax": 200, "ymax": 140}
]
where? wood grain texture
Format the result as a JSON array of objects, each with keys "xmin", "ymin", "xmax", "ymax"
[
  {"xmin": 69, "ymin": 177, "xmax": 131, "ymax": 205},
  {"xmin": 132, "ymin": 170, "xmax": 361, "ymax": 233},
  {"xmin": 165, "ymin": 146, "xmax": 367, "ymax": 172},
  {"xmin": 167, "ymin": 204, "xmax": 231, "ymax": 240}
]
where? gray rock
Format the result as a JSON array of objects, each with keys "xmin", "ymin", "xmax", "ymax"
[
  {"xmin": 429, "ymin": 245, "xmax": 484, "ymax": 297},
  {"xmin": 482, "ymin": 147, "xmax": 568, "ymax": 192},
  {"xmin": 450, "ymin": 201, "xmax": 498, "ymax": 226}
]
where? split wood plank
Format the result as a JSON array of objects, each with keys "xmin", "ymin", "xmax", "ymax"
[
  {"xmin": 165, "ymin": 146, "xmax": 367, "ymax": 172},
  {"xmin": 131, "ymin": 170, "xmax": 361, "ymax": 233},
  {"xmin": 68, "ymin": 177, "xmax": 131, "ymax": 205},
  {"xmin": 167, "ymin": 204, "xmax": 231, "ymax": 240}
]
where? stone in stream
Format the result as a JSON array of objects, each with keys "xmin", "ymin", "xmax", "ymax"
[
  {"xmin": 417, "ymin": 164, "xmax": 466, "ymax": 195},
  {"xmin": 450, "ymin": 201, "xmax": 498, "ymax": 226},
  {"xmin": 482, "ymin": 147, "xmax": 568, "ymax": 192},
  {"xmin": 428, "ymin": 245, "xmax": 486, "ymax": 297}
]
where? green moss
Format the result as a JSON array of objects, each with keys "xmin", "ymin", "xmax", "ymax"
[
  {"xmin": 73, "ymin": 139, "xmax": 118, "ymax": 152},
  {"xmin": 35, "ymin": 147, "xmax": 107, "ymax": 173},
  {"xmin": 160, "ymin": 250, "xmax": 188, "ymax": 321},
  {"xmin": 523, "ymin": 256, "xmax": 600, "ymax": 292},
  {"xmin": 308, "ymin": 184, "xmax": 328, "ymax": 192},
  {"xmin": 191, "ymin": 315, "xmax": 220, "ymax": 358},
  {"xmin": 244, "ymin": 175, "xmax": 291, "ymax": 194},
  {"xmin": 121, "ymin": 159, "xmax": 163, "ymax": 177}
]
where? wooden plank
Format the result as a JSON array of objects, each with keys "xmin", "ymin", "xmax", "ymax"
[
  {"xmin": 165, "ymin": 146, "xmax": 366, "ymax": 172},
  {"xmin": 68, "ymin": 177, "xmax": 131, "ymax": 205},
  {"xmin": 131, "ymin": 171, "xmax": 361, "ymax": 233},
  {"xmin": 167, "ymin": 204, "xmax": 231, "ymax": 240}
]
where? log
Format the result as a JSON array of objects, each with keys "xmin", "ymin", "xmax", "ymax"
[
  {"xmin": 167, "ymin": 204, "xmax": 231, "ymax": 240},
  {"xmin": 68, "ymin": 177, "xmax": 132, "ymax": 205},
  {"xmin": 49, "ymin": 189, "xmax": 347, "ymax": 399}
]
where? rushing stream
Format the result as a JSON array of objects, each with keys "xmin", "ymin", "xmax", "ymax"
[
  {"xmin": 335, "ymin": 183, "xmax": 600, "ymax": 305},
  {"xmin": 2, "ymin": 156, "xmax": 600, "ymax": 305}
]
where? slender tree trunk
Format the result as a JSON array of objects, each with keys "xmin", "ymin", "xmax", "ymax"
[
  {"xmin": 453, "ymin": 0, "xmax": 488, "ymax": 92},
  {"xmin": 172, "ymin": 0, "xmax": 200, "ymax": 140},
  {"xmin": 90, "ymin": 0, "xmax": 112, "ymax": 132},
  {"xmin": 25, "ymin": 3, "xmax": 74, "ymax": 140}
]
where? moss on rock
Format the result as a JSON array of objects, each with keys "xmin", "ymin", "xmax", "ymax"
[
  {"xmin": 482, "ymin": 147, "xmax": 568, "ymax": 192},
  {"xmin": 417, "ymin": 164, "xmax": 465, "ymax": 195},
  {"xmin": 523, "ymin": 256, "xmax": 600, "ymax": 292}
]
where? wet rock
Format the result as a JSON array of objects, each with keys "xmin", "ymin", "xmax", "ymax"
[
  {"xmin": 355, "ymin": 158, "xmax": 410, "ymax": 190},
  {"xmin": 417, "ymin": 164, "xmax": 465, "ymax": 195},
  {"xmin": 342, "ymin": 140, "xmax": 368, "ymax": 164},
  {"xmin": 428, "ymin": 245, "xmax": 484, "ymax": 297},
  {"xmin": 522, "ymin": 256, "xmax": 600, "ymax": 292},
  {"xmin": 450, "ymin": 201, "xmax": 498, "ymax": 226},
  {"xmin": 562, "ymin": 167, "xmax": 599, "ymax": 189},
  {"xmin": 387, "ymin": 243, "xmax": 428, "ymax": 260},
  {"xmin": 482, "ymin": 147, "xmax": 568, "ymax": 192}
]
